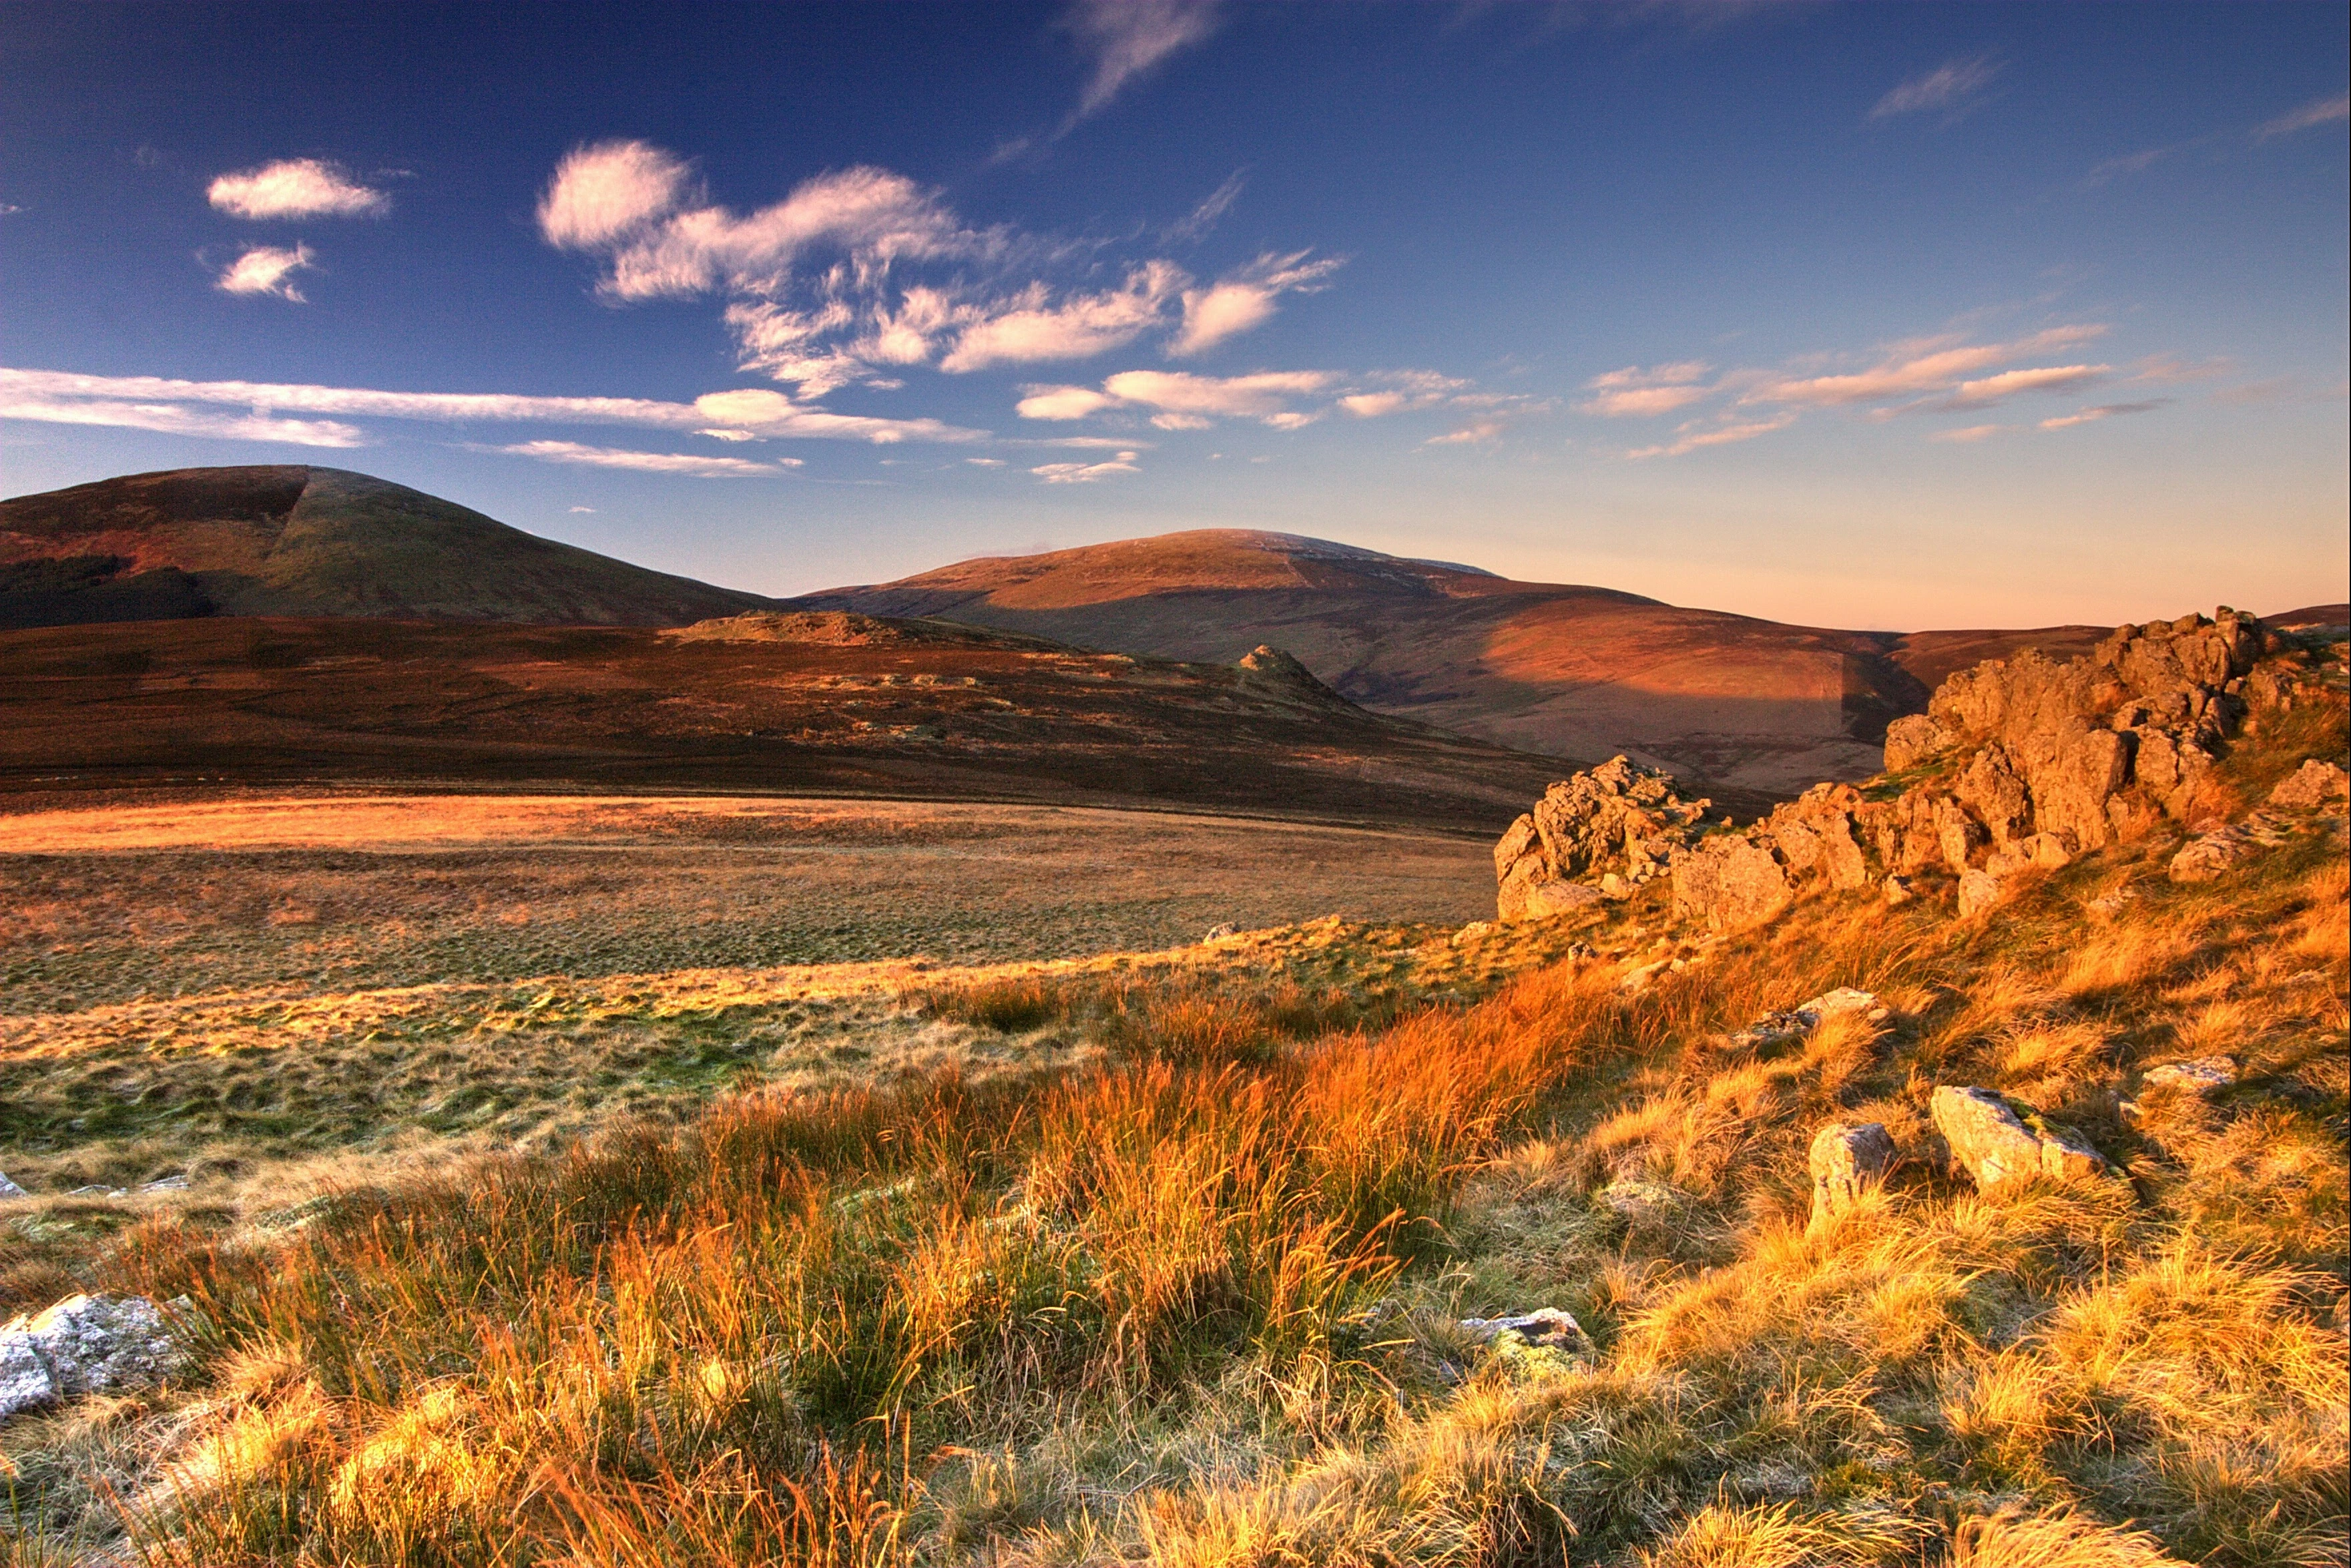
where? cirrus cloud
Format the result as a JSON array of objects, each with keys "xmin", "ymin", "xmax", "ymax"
[
  {"xmin": 488, "ymin": 440, "xmax": 802, "ymax": 477},
  {"xmin": 1031, "ymin": 450, "xmax": 1140, "ymax": 483},
  {"xmin": 1870, "ymin": 55, "xmax": 2001, "ymax": 121}
]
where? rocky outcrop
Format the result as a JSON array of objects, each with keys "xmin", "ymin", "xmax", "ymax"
[
  {"xmin": 2168, "ymin": 810, "xmax": 2296, "ymax": 882},
  {"xmin": 1668, "ymin": 609, "xmax": 2275, "ymax": 931},
  {"xmin": 1808, "ymin": 1122, "xmax": 1897, "ymax": 1230},
  {"xmin": 0, "ymin": 1293, "xmax": 186, "ymax": 1422},
  {"xmin": 1930, "ymin": 1086, "xmax": 2107, "ymax": 1192},
  {"xmin": 1495, "ymin": 756, "xmax": 1712, "ymax": 920},
  {"xmin": 1724, "ymin": 987, "xmax": 1887, "ymax": 1051}
]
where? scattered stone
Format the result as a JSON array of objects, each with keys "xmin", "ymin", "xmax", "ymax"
[
  {"xmin": 1956, "ymin": 868, "xmax": 2006, "ymax": 919},
  {"xmin": 2167, "ymin": 812, "xmax": 2296, "ymax": 882},
  {"xmin": 0, "ymin": 1171, "xmax": 24, "ymax": 1200},
  {"xmin": 0, "ymin": 1294, "xmax": 186, "ymax": 1423},
  {"xmin": 1808, "ymin": 1121, "xmax": 1897, "ymax": 1230},
  {"xmin": 2142, "ymin": 1057, "xmax": 2235, "ymax": 1094},
  {"xmin": 1930, "ymin": 1085, "xmax": 2108, "ymax": 1191},
  {"xmin": 1450, "ymin": 921, "xmax": 1495, "ymax": 947},
  {"xmin": 2270, "ymin": 758, "xmax": 2349, "ymax": 809},
  {"xmin": 1882, "ymin": 874, "xmax": 1914, "ymax": 906},
  {"xmin": 1459, "ymin": 1307, "xmax": 1588, "ymax": 1352},
  {"xmin": 1727, "ymin": 987, "xmax": 1887, "ymax": 1051},
  {"xmin": 1201, "ymin": 923, "xmax": 1239, "ymax": 943},
  {"xmin": 1598, "ymin": 1177, "xmax": 1679, "ymax": 1223}
]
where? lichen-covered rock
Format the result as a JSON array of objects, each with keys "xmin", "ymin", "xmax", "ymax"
[
  {"xmin": 2270, "ymin": 758, "xmax": 2349, "ymax": 809},
  {"xmin": 1808, "ymin": 1121, "xmax": 1897, "ymax": 1229},
  {"xmin": 0, "ymin": 1170, "xmax": 24, "ymax": 1200},
  {"xmin": 1459, "ymin": 1307, "xmax": 1588, "ymax": 1352},
  {"xmin": 0, "ymin": 1293, "xmax": 185, "ymax": 1422},
  {"xmin": 1930, "ymin": 1086, "xmax": 2108, "ymax": 1191},
  {"xmin": 2142, "ymin": 1057, "xmax": 2234, "ymax": 1093},
  {"xmin": 2167, "ymin": 812, "xmax": 2296, "ymax": 882},
  {"xmin": 1670, "ymin": 834, "xmax": 1794, "ymax": 934}
]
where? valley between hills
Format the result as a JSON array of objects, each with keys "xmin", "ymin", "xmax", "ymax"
[{"xmin": 0, "ymin": 465, "xmax": 2344, "ymax": 1567}]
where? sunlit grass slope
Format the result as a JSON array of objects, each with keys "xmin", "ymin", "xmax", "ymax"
[{"xmin": 5, "ymin": 713, "xmax": 2346, "ymax": 1565}]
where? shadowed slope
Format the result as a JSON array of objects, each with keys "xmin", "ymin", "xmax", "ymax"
[
  {"xmin": 0, "ymin": 612, "xmax": 1577, "ymax": 830},
  {"xmin": 0, "ymin": 466, "xmax": 779, "ymax": 628},
  {"xmin": 794, "ymin": 530, "xmax": 2109, "ymax": 796}
]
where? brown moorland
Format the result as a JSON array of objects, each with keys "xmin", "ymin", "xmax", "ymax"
[
  {"xmin": 791, "ymin": 529, "xmax": 2122, "ymax": 796},
  {"xmin": 0, "ymin": 611, "xmax": 1588, "ymax": 829}
]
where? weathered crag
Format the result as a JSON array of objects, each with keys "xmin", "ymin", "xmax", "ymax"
[
  {"xmin": 1666, "ymin": 609, "xmax": 2286, "ymax": 931},
  {"xmin": 1493, "ymin": 756, "xmax": 1714, "ymax": 921}
]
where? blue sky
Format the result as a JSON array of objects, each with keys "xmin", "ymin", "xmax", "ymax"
[{"xmin": 2, "ymin": 1, "xmax": 2344, "ymax": 628}]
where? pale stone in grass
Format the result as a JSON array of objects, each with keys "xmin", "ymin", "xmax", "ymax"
[
  {"xmin": 1931, "ymin": 1086, "xmax": 2107, "ymax": 1191},
  {"xmin": 2269, "ymin": 758, "xmax": 2349, "ymax": 809},
  {"xmin": 0, "ymin": 1293, "xmax": 184, "ymax": 1423},
  {"xmin": 2143, "ymin": 1057, "xmax": 2234, "ymax": 1094},
  {"xmin": 1459, "ymin": 1307, "xmax": 1587, "ymax": 1350},
  {"xmin": 0, "ymin": 1171, "xmax": 24, "ymax": 1199},
  {"xmin": 1808, "ymin": 1121, "xmax": 1897, "ymax": 1229}
]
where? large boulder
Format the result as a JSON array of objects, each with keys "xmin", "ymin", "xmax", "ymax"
[
  {"xmin": 1930, "ymin": 1086, "xmax": 2107, "ymax": 1191},
  {"xmin": 0, "ymin": 1293, "xmax": 185, "ymax": 1422},
  {"xmin": 1808, "ymin": 1121, "xmax": 1898, "ymax": 1230}
]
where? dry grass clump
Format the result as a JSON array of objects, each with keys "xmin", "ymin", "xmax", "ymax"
[{"xmin": 4, "ymin": 701, "xmax": 2344, "ymax": 1563}]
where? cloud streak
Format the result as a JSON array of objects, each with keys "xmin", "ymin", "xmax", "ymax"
[
  {"xmin": 0, "ymin": 396, "xmax": 363, "ymax": 447},
  {"xmin": 2039, "ymin": 399, "xmax": 2169, "ymax": 430},
  {"xmin": 0, "ymin": 367, "xmax": 983, "ymax": 447},
  {"xmin": 208, "ymin": 159, "xmax": 390, "ymax": 220},
  {"xmin": 489, "ymin": 440, "xmax": 802, "ymax": 477},
  {"xmin": 1626, "ymin": 413, "xmax": 1796, "ymax": 460},
  {"xmin": 1065, "ymin": 0, "xmax": 1219, "ymax": 122},
  {"xmin": 1870, "ymin": 55, "xmax": 2001, "ymax": 120},
  {"xmin": 2254, "ymin": 92, "xmax": 2349, "ymax": 140},
  {"xmin": 1031, "ymin": 450, "xmax": 1141, "ymax": 483}
]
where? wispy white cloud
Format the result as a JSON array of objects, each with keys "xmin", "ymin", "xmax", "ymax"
[
  {"xmin": 2039, "ymin": 399, "xmax": 2169, "ymax": 430},
  {"xmin": 1746, "ymin": 326, "xmax": 2108, "ymax": 407},
  {"xmin": 1931, "ymin": 424, "xmax": 2007, "ymax": 443},
  {"xmin": 1065, "ymin": 0, "xmax": 1220, "ymax": 123},
  {"xmin": 538, "ymin": 140, "xmax": 1324, "ymax": 401},
  {"xmin": 1019, "ymin": 366, "xmax": 1476, "ymax": 431},
  {"xmin": 965, "ymin": 457, "xmax": 1006, "ymax": 467},
  {"xmin": 1423, "ymin": 420, "xmax": 1505, "ymax": 447},
  {"xmin": 216, "ymin": 244, "xmax": 316, "ymax": 301},
  {"xmin": 939, "ymin": 263, "xmax": 1185, "ymax": 371},
  {"xmin": 1626, "ymin": 412, "xmax": 1796, "ymax": 460},
  {"xmin": 1575, "ymin": 362, "xmax": 1716, "ymax": 417},
  {"xmin": 1870, "ymin": 55, "xmax": 2001, "ymax": 121},
  {"xmin": 1031, "ymin": 449, "xmax": 1141, "ymax": 483},
  {"xmin": 0, "ymin": 396, "xmax": 362, "ymax": 446},
  {"xmin": 208, "ymin": 158, "xmax": 390, "ymax": 220},
  {"xmin": 2085, "ymin": 146, "xmax": 2169, "ymax": 186},
  {"xmin": 488, "ymin": 439, "xmax": 801, "ymax": 477},
  {"xmin": 1169, "ymin": 250, "xmax": 1344, "ymax": 355},
  {"xmin": 0, "ymin": 368, "xmax": 982, "ymax": 447},
  {"xmin": 1164, "ymin": 170, "xmax": 1245, "ymax": 243},
  {"xmin": 2254, "ymin": 91, "xmax": 2349, "ymax": 140}
]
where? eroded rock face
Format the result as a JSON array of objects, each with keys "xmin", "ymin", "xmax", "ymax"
[
  {"xmin": 0, "ymin": 1293, "xmax": 185, "ymax": 1423},
  {"xmin": 1495, "ymin": 756, "xmax": 1712, "ymax": 921},
  {"xmin": 1808, "ymin": 1122, "xmax": 1897, "ymax": 1230},
  {"xmin": 1670, "ymin": 834, "xmax": 1794, "ymax": 935},
  {"xmin": 1930, "ymin": 1086, "xmax": 2107, "ymax": 1192},
  {"xmin": 1665, "ymin": 608, "xmax": 2281, "ymax": 935}
]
